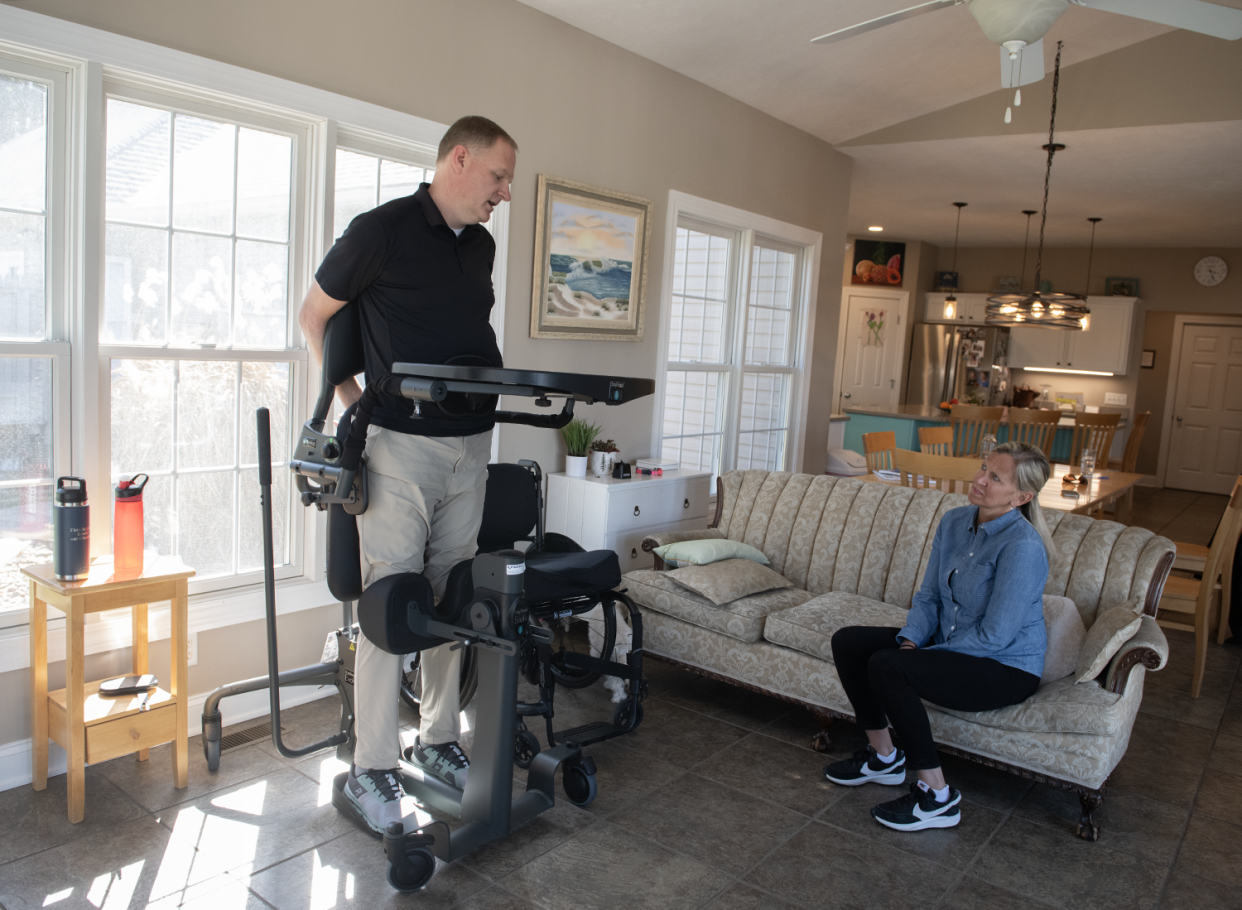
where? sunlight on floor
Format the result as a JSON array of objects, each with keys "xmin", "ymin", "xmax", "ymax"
[
  {"xmin": 41, "ymin": 886, "xmax": 74, "ymax": 906},
  {"xmin": 309, "ymin": 754, "xmax": 352, "ymax": 808},
  {"xmin": 85, "ymin": 860, "xmax": 143, "ymax": 909}
]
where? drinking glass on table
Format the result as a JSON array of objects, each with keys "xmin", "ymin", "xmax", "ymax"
[
  {"xmin": 980, "ymin": 434, "xmax": 997, "ymax": 460},
  {"xmin": 1079, "ymin": 448, "xmax": 1096, "ymax": 481}
]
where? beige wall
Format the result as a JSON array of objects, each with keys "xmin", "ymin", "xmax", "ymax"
[
  {"xmin": 3, "ymin": 0, "xmax": 852, "ymax": 751},
  {"xmin": 936, "ymin": 246, "xmax": 1242, "ymax": 475}
]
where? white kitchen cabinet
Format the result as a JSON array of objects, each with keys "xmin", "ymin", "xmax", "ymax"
[
  {"xmin": 1009, "ymin": 297, "xmax": 1136, "ymax": 374},
  {"xmin": 545, "ymin": 470, "xmax": 712, "ymax": 572},
  {"xmin": 925, "ymin": 293, "xmax": 989, "ymax": 324}
]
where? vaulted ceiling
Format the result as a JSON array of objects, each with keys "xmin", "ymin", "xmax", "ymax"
[{"xmin": 517, "ymin": 0, "xmax": 1242, "ymax": 247}]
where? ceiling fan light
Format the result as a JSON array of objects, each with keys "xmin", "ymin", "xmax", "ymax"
[{"xmin": 971, "ymin": 0, "xmax": 1068, "ymax": 47}]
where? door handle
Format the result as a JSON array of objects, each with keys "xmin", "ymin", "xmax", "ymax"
[{"xmin": 1176, "ymin": 416, "xmax": 1183, "ymax": 424}]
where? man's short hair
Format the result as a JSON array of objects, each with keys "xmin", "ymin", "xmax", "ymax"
[{"xmin": 436, "ymin": 116, "xmax": 518, "ymax": 162}]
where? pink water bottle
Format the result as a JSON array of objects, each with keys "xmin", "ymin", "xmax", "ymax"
[{"xmin": 114, "ymin": 474, "xmax": 148, "ymax": 576}]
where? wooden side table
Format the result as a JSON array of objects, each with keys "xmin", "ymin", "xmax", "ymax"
[{"xmin": 24, "ymin": 556, "xmax": 195, "ymax": 822}]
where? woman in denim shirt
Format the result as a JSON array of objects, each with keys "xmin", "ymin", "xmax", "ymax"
[{"xmin": 825, "ymin": 441, "xmax": 1053, "ymax": 832}]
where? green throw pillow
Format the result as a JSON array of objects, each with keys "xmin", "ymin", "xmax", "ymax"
[{"xmin": 654, "ymin": 539, "xmax": 770, "ymax": 569}]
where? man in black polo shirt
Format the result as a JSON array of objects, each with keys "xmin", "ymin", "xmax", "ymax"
[{"xmin": 299, "ymin": 116, "xmax": 516, "ymax": 834}]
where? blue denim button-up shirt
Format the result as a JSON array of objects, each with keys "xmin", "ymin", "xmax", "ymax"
[{"xmin": 897, "ymin": 505, "xmax": 1048, "ymax": 677}]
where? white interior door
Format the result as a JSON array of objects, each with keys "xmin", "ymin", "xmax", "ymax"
[
  {"xmin": 838, "ymin": 290, "xmax": 904, "ymax": 411},
  {"xmin": 1165, "ymin": 323, "xmax": 1242, "ymax": 493}
]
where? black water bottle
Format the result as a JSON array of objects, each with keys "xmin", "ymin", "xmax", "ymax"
[{"xmin": 53, "ymin": 477, "xmax": 91, "ymax": 581}]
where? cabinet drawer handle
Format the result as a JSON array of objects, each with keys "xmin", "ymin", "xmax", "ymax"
[
  {"xmin": 684, "ymin": 498, "xmax": 690, "ymax": 509},
  {"xmin": 631, "ymin": 548, "xmax": 638, "ymax": 559},
  {"xmin": 633, "ymin": 506, "xmax": 640, "ymax": 516}
]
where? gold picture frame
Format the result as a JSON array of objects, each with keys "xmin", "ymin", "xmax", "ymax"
[{"xmin": 530, "ymin": 175, "xmax": 652, "ymax": 341}]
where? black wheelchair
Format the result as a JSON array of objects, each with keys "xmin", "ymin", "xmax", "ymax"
[{"xmin": 202, "ymin": 300, "xmax": 652, "ymax": 891}]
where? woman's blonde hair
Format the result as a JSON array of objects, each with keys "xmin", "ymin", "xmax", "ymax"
[{"xmin": 993, "ymin": 440, "xmax": 1054, "ymax": 560}]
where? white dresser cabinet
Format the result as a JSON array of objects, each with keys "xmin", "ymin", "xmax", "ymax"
[{"xmin": 545, "ymin": 470, "xmax": 712, "ymax": 572}]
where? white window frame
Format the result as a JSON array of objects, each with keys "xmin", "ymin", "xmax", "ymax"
[
  {"xmin": 0, "ymin": 6, "xmax": 511, "ymax": 652},
  {"xmin": 653, "ymin": 190, "xmax": 822, "ymax": 476}
]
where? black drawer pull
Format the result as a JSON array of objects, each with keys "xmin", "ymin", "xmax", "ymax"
[
  {"xmin": 633, "ymin": 506, "xmax": 640, "ymax": 516},
  {"xmin": 684, "ymin": 498, "xmax": 690, "ymax": 509},
  {"xmin": 631, "ymin": 548, "xmax": 638, "ymax": 559}
]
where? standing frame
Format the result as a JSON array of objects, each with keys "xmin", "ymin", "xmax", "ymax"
[{"xmin": 530, "ymin": 175, "xmax": 652, "ymax": 341}]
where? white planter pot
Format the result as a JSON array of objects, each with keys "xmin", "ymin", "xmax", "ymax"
[
  {"xmin": 566, "ymin": 455, "xmax": 588, "ymax": 477},
  {"xmin": 590, "ymin": 451, "xmax": 612, "ymax": 476}
]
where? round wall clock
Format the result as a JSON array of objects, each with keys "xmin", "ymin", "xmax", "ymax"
[{"xmin": 1194, "ymin": 256, "xmax": 1228, "ymax": 286}]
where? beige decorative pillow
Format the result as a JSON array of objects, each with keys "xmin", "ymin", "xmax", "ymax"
[
  {"xmin": 1075, "ymin": 600, "xmax": 1143, "ymax": 684},
  {"xmin": 1042, "ymin": 595, "xmax": 1086, "ymax": 684},
  {"xmin": 666, "ymin": 559, "xmax": 793, "ymax": 606}
]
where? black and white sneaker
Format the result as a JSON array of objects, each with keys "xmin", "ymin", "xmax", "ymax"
[
  {"xmin": 871, "ymin": 781, "xmax": 962, "ymax": 831},
  {"xmin": 343, "ymin": 765, "xmax": 422, "ymax": 836},
  {"xmin": 824, "ymin": 746, "xmax": 907, "ymax": 786},
  {"xmin": 405, "ymin": 737, "xmax": 470, "ymax": 789}
]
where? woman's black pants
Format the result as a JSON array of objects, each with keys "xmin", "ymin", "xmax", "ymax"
[{"xmin": 831, "ymin": 626, "xmax": 1041, "ymax": 771}]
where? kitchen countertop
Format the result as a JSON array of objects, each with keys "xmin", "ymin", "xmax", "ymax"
[{"xmin": 843, "ymin": 404, "xmax": 1128, "ymax": 428}]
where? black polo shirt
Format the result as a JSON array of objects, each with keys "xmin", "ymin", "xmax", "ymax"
[{"xmin": 315, "ymin": 183, "xmax": 502, "ymax": 437}]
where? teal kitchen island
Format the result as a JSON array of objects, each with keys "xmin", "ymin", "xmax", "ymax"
[{"xmin": 842, "ymin": 405, "xmax": 1127, "ymax": 463}]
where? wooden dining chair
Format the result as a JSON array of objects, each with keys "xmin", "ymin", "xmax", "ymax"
[
  {"xmin": 1105, "ymin": 411, "xmax": 1149, "ymax": 520},
  {"xmin": 1156, "ymin": 475, "xmax": 1242, "ymax": 698},
  {"xmin": 1069, "ymin": 412, "xmax": 1121, "ymax": 469},
  {"xmin": 894, "ymin": 448, "xmax": 982, "ymax": 495},
  {"xmin": 918, "ymin": 425, "xmax": 954, "ymax": 456},
  {"xmin": 862, "ymin": 431, "xmax": 897, "ymax": 474},
  {"xmin": 1006, "ymin": 408, "xmax": 1062, "ymax": 459},
  {"xmin": 948, "ymin": 404, "xmax": 1003, "ymax": 457}
]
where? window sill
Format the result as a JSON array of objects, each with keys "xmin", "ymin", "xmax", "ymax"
[{"xmin": 0, "ymin": 574, "xmax": 339, "ymax": 673}]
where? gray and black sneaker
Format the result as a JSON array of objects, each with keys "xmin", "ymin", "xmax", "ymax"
[
  {"xmin": 824, "ymin": 746, "xmax": 907, "ymax": 786},
  {"xmin": 871, "ymin": 781, "xmax": 962, "ymax": 831},
  {"xmin": 344, "ymin": 765, "xmax": 422, "ymax": 836},
  {"xmin": 406, "ymin": 737, "xmax": 470, "ymax": 789}
]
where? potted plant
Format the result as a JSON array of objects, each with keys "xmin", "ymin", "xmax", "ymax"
[
  {"xmin": 560, "ymin": 418, "xmax": 601, "ymax": 477},
  {"xmin": 589, "ymin": 438, "xmax": 620, "ymax": 476}
]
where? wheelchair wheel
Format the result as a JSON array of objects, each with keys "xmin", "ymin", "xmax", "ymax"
[
  {"xmin": 399, "ymin": 647, "xmax": 478, "ymax": 712},
  {"xmin": 539, "ymin": 598, "xmax": 617, "ymax": 689},
  {"xmin": 514, "ymin": 728, "xmax": 541, "ymax": 769},
  {"xmin": 562, "ymin": 763, "xmax": 598, "ymax": 807},
  {"xmin": 612, "ymin": 699, "xmax": 644, "ymax": 732}
]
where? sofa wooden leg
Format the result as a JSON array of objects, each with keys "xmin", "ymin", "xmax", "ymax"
[
  {"xmin": 810, "ymin": 711, "xmax": 834, "ymax": 753},
  {"xmin": 1076, "ymin": 791, "xmax": 1102, "ymax": 841}
]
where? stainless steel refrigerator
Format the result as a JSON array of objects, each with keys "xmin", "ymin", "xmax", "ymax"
[{"xmin": 906, "ymin": 324, "xmax": 1011, "ymax": 408}]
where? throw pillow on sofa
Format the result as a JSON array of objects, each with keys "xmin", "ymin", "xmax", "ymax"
[
  {"xmin": 654, "ymin": 539, "xmax": 770, "ymax": 568},
  {"xmin": 1075, "ymin": 599, "xmax": 1143, "ymax": 684},
  {"xmin": 667, "ymin": 559, "xmax": 792, "ymax": 606},
  {"xmin": 1041, "ymin": 595, "xmax": 1087, "ymax": 683}
]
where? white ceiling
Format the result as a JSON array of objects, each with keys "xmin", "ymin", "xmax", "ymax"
[{"xmin": 516, "ymin": 0, "xmax": 1242, "ymax": 247}]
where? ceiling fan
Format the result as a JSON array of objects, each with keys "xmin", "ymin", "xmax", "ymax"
[{"xmin": 814, "ymin": 0, "xmax": 1242, "ymax": 88}]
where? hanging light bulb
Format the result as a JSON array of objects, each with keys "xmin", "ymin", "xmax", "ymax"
[{"xmin": 943, "ymin": 202, "xmax": 967, "ymax": 318}]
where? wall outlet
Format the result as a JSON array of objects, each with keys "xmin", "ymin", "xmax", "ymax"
[
  {"xmin": 1104, "ymin": 393, "xmax": 1128, "ymax": 406},
  {"xmin": 187, "ymin": 631, "xmax": 198, "ymax": 667}
]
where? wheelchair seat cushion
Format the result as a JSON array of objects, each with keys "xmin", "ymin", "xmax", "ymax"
[{"xmin": 522, "ymin": 548, "xmax": 622, "ymax": 604}]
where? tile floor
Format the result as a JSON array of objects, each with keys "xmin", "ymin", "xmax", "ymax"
[
  {"xmin": 1123, "ymin": 487, "xmax": 1229, "ymax": 547},
  {"xmin": 3, "ymin": 624, "xmax": 1241, "ymax": 910}
]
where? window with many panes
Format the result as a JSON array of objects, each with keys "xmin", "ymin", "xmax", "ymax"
[
  {"xmin": 102, "ymin": 91, "xmax": 302, "ymax": 589},
  {"xmin": 0, "ymin": 58, "xmax": 67, "ymax": 612},
  {"xmin": 661, "ymin": 214, "xmax": 808, "ymax": 478}
]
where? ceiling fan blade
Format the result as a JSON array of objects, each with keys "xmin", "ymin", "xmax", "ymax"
[
  {"xmin": 1078, "ymin": 0, "xmax": 1242, "ymax": 39},
  {"xmin": 811, "ymin": 0, "xmax": 960, "ymax": 45}
]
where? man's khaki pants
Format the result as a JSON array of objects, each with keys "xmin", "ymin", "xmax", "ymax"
[{"xmin": 352, "ymin": 426, "xmax": 491, "ymax": 772}]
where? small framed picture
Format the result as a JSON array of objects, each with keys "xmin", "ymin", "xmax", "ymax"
[
  {"xmin": 937, "ymin": 270, "xmax": 958, "ymax": 290},
  {"xmin": 996, "ymin": 276, "xmax": 1021, "ymax": 292},
  {"xmin": 1141, "ymin": 350, "xmax": 1156, "ymax": 369},
  {"xmin": 1105, "ymin": 277, "xmax": 1140, "ymax": 297}
]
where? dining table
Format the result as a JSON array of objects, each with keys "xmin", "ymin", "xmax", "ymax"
[{"xmin": 861, "ymin": 461, "xmax": 1144, "ymax": 521}]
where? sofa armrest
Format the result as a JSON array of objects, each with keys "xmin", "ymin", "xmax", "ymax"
[
  {"xmin": 1105, "ymin": 616, "xmax": 1168, "ymax": 695},
  {"xmin": 640, "ymin": 529, "xmax": 726, "ymax": 570}
]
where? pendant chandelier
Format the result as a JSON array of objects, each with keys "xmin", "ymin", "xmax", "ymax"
[
  {"xmin": 986, "ymin": 41, "xmax": 1089, "ymax": 331},
  {"xmin": 943, "ymin": 202, "xmax": 967, "ymax": 320}
]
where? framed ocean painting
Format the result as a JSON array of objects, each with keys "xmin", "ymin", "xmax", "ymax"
[{"xmin": 530, "ymin": 175, "xmax": 652, "ymax": 341}]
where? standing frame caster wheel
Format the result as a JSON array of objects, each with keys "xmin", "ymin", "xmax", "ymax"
[
  {"xmin": 203, "ymin": 737, "xmax": 221, "ymax": 772},
  {"xmin": 201, "ymin": 712, "xmax": 222, "ymax": 772},
  {"xmin": 612, "ymin": 699, "xmax": 643, "ymax": 732},
  {"xmin": 514, "ymin": 728, "xmax": 541, "ymax": 770},
  {"xmin": 383, "ymin": 823, "xmax": 436, "ymax": 892},
  {"xmin": 562, "ymin": 756, "xmax": 598, "ymax": 807}
]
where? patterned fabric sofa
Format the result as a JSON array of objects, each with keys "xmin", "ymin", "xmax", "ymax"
[{"xmin": 625, "ymin": 470, "xmax": 1175, "ymax": 839}]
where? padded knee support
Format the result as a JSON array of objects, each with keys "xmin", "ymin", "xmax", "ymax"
[{"xmin": 356, "ymin": 560, "xmax": 478, "ymax": 655}]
